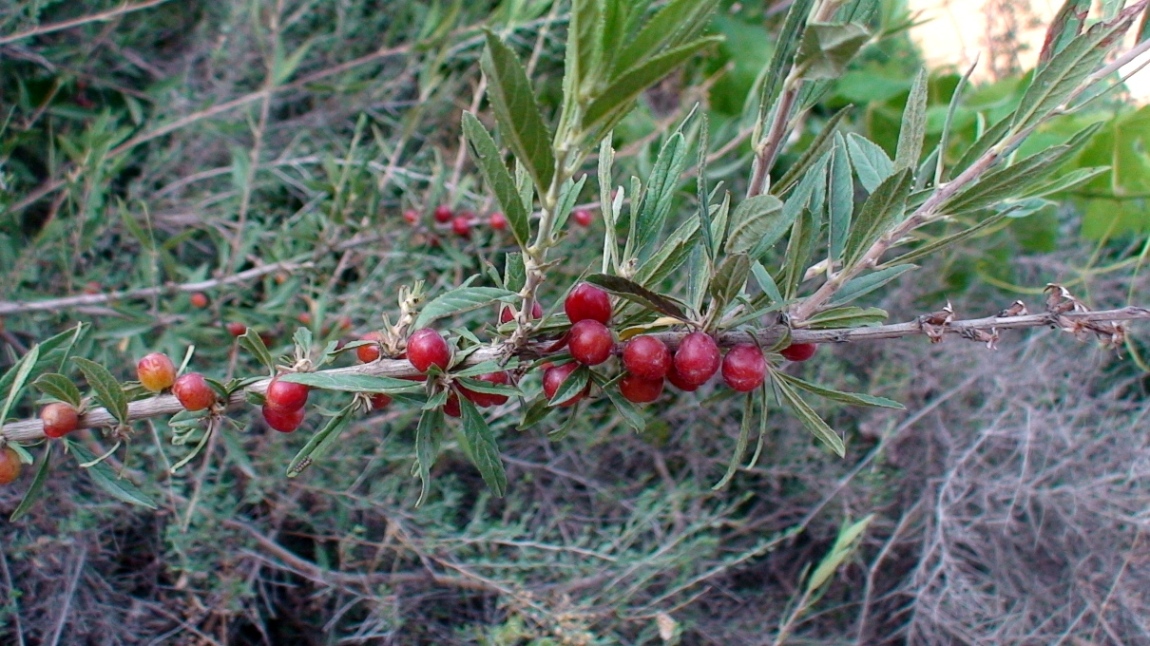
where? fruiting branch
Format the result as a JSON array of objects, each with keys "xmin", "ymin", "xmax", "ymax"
[{"xmin": 3, "ymin": 306, "xmax": 1145, "ymax": 442}]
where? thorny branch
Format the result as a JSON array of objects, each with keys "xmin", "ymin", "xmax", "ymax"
[{"xmin": 3, "ymin": 304, "xmax": 1145, "ymax": 442}]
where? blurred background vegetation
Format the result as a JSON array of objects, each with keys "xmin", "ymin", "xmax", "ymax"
[{"xmin": 1, "ymin": 0, "xmax": 1148, "ymax": 643}]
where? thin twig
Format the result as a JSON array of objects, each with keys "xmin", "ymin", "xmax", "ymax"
[
  {"xmin": 3, "ymin": 306, "xmax": 1145, "ymax": 442},
  {"xmin": 0, "ymin": 0, "xmax": 174, "ymax": 46}
]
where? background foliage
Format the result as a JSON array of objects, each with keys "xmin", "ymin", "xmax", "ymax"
[{"xmin": 1, "ymin": 0, "xmax": 1148, "ymax": 644}]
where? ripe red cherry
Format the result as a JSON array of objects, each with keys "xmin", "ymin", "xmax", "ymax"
[
  {"xmin": 172, "ymin": 372, "xmax": 217, "ymax": 411},
  {"xmin": 403, "ymin": 209, "xmax": 419, "ymax": 225},
  {"xmin": 137, "ymin": 352, "xmax": 178, "ymax": 392},
  {"xmin": 452, "ymin": 215, "xmax": 472, "ymax": 238},
  {"xmin": 542, "ymin": 363, "xmax": 588, "ymax": 407},
  {"xmin": 780, "ymin": 342, "xmax": 817, "ymax": 362},
  {"xmin": 40, "ymin": 402, "xmax": 79, "ymax": 439},
  {"xmin": 489, "ymin": 212, "xmax": 507, "ymax": 230},
  {"xmin": 722, "ymin": 344, "xmax": 766, "ymax": 392},
  {"xmin": 262, "ymin": 404, "xmax": 305, "ymax": 433},
  {"xmin": 666, "ymin": 362, "xmax": 700, "ymax": 392},
  {"xmin": 568, "ymin": 319, "xmax": 614, "ymax": 366},
  {"xmin": 190, "ymin": 292, "xmax": 209, "ymax": 309},
  {"xmin": 434, "ymin": 205, "xmax": 453, "ymax": 223},
  {"xmin": 622, "ymin": 336, "xmax": 670, "ymax": 381},
  {"xmin": 357, "ymin": 331, "xmax": 384, "ymax": 363},
  {"xmin": 266, "ymin": 378, "xmax": 309, "ymax": 412},
  {"xmin": 673, "ymin": 332, "xmax": 721, "ymax": 387},
  {"xmin": 226, "ymin": 321, "xmax": 247, "ymax": 337},
  {"xmin": 443, "ymin": 391, "xmax": 462, "ymax": 418},
  {"xmin": 572, "ymin": 209, "xmax": 593, "ymax": 227},
  {"xmin": 406, "ymin": 328, "xmax": 451, "ymax": 373},
  {"xmin": 0, "ymin": 446, "xmax": 21, "ymax": 485},
  {"xmin": 564, "ymin": 283, "xmax": 611, "ymax": 324},
  {"xmin": 619, "ymin": 374, "xmax": 663, "ymax": 403},
  {"xmin": 500, "ymin": 301, "xmax": 544, "ymax": 324},
  {"xmin": 458, "ymin": 371, "xmax": 512, "ymax": 407},
  {"xmin": 369, "ymin": 393, "xmax": 392, "ymax": 410}
]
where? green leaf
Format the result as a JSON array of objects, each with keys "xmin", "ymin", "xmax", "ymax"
[
  {"xmin": 414, "ymin": 407, "xmax": 444, "ymax": 505},
  {"xmin": 895, "ymin": 69, "xmax": 928, "ymax": 171},
  {"xmin": 777, "ymin": 372, "xmax": 903, "ymax": 409},
  {"xmin": 274, "ymin": 39, "xmax": 313, "ymax": 85},
  {"xmin": 1039, "ymin": 0, "xmax": 1090, "ymax": 65},
  {"xmin": 633, "ymin": 218, "xmax": 700, "ymax": 287},
  {"xmin": 846, "ymin": 133, "xmax": 893, "ymax": 192},
  {"xmin": 881, "ymin": 213, "xmax": 1007, "ymax": 268},
  {"xmin": 458, "ymin": 396, "xmax": 507, "ymax": 497},
  {"xmin": 548, "ymin": 365, "xmax": 590, "ymax": 407},
  {"xmin": 504, "ymin": 252, "xmax": 527, "ymax": 293},
  {"xmin": 238, "ymin": 328, "xmax": 275, "ymax": 376},
  {"xmin": 614, "ymin": 0, "xmax": 720, "ymax": 78},
  {"xmin": 287, "ymin": 406, "xmax": 354, "ymax": 477},
  {"xmin": 751, "ymin": 261, "xmax": 784, "ymax": 305},
  {"xmin": 279, "ymin": 372, "xmax": 424, "ymax": 394},
  {"xmin": 829, "ymin": 264, "xmax": 916, "ymax": 306},
  {"xmin": 780, "ymin": 208, "xmax": 820, "ymax": 301},
  {"xmin": 725, "ymin": 194, "xmax": 785, "ymax": 256},
  {"xmin": 1019, "ymin": 166, "xmax": 1108, "ymax": 199},
  {"xmin": 951, "ymin": 115, "xmax": 1013, "ymax": 181},
  {"xmin": 68, "ymin": 441, "xmax": 157, "ymax": 508},
  {"xmin": 551, "ymin": 175, "xmax": 588, "ymax": 233},
  {"xmin": 0, "ymin": 324, "xmax": 87, "ymax": 402},
  {"xmin": 827, "ymin": 135, "xmax": 853, "ymax": 261},
  {"xmin": 795, "ymin": 22, "xmax": 870, "ymax": 80},
  {"xmin": 72, "ymin": 357, "xmax": 128, "ymax": 426},
  {"xmin": 757, "ymin": 0, "xmax": 817, "ymax": 123},
  {"xmin": 600, "ymin": 381, "xmax": 647, "ymax": 432},
  {"xmin": 775, "ymin": 107, "xmax": 852, "ymax": 197},
  {"xmin": 707, "ymin": 190, "xmax": 731, "ymax": 259},
  {"xmin": 806, "ymin": 514, "xmax": 873, "ymax": 592},
  {"xmin": 480, "ymin": 31, "xmax": 555, "ymax": 194},
  {"xmin": 566, "ymin": 0, "xmax": 604, "ymax": 101},
  {"xmin": 582, "ymin": 37, "xmax": 722, "ymax": 137},
  {"xmin": 630, "ymin": 133, "xmax": 689, "ymax": 264},
  {"xmin": 773, "ymin": 377, "xmax": 845, "ymax": 457},
  {"xmin": 803, "ymin": 306, "xmax": 888, "ymax": 329},
  {"xmin": 843, "ymin": 168, "xmax": 913, "ymax": 268},
  {"xmin": 463, "ymin": 112, "xmax": 532, "ymax": 248},
  {"xmin": 709, "ymin": 253, "xmax": 751, "ymax": 313},
  {"xmin": 10, "ymin": 442, "xmax": 52, "ymax": 521},
  {"xmin": 414, "ymin": 286, "xmax": 517, "ymax": 329},
  {"xmin": 34, "ymin": 373, "xmax": 83, "ymax": 408},
  {"xmin": 713, "ymin": 391, "xmax": 756, "ymax": 490},
  {"xmin": 584, "ymin": 274, "xmax": 688, "ymax": 320},
  {"xmin": 1011, "ymin": 12, "xmax": 1133, "ymax": 135},
  {"xmin": 0, "ymin": 345, "xmax": 38, "ymax": 426}
]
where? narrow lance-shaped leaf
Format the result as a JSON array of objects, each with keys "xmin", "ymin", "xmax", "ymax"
[
  {"xmin": 279, "ymin": 373, "xmax": 425, "ymax": 394},
  {"xmin": 828, "ymin": 135, "xmax": 853, "ymax": 262},
  {"xmin": 634, "ymin": 218, "xmax": 701, "ymax": 288},
  {"xmin": 414, "ymin": 285, "xmax": 517, "ymax": 329},
  {"xmin": 757, "ymin": 0, "xmax": 817, "ymax": 125},
  {"xmin": 775, "ymin": 106, "xmax": 853, "ymax": 196},
  {"xmin": 776, "ymin": 372, "xmax": 903, "ymax": 409},
  {"xmin": 567, "ymin": 0, "xmax": 604, "ymax": 99},
  {"xmin": 458, "ymin": 396, "xmax": 507, "ymax": 497},
  {"xmin": 238, "ymin": 327, "xmax": 275, "ymax": 376},
  {"xmin": 601, "ymin": 379, "xmax": 647, "ymax": 432},
  {"xmin": 895, "ymin": 68, "xmax": 929, "ymax": 171},
  {"xmin": 631, "ymin": 133, "xmax": 689, "ymax": 264},
  {"xmin": 73, "ymin": 357, "xmax": 128, "ymax": 425},
  {"xmin": 881, "ymin": 213, "xmax": 1008, "ymax": 268},
  {"xmin": 795, "ymin": 22, "xmax": 871, "ymax": 80},
  {"xmin": 806, "ymin": 515, "xmax": 874, "ymax": 592},
  {"xmin": 843, "ymin": 168, "xmax": 913, "ymax": 269},
  {"xmin": 480, "ymin": 31, "xmax": 555, "ymax": 194},
  {"xmin": 1038, "ymin": 0, "xmax": 1090, "ymax": 66},
  {"xmin": 414, "ymin": 408, "xmax": 444, "ymax": 505},
  {"xmin": 585, "ymin": 274, "xmax": 688, "ymax": 320},
  {"xmin": 713, "ymin": 391, "xmax": 757, "ymax": 490},
  {"xmin": 68, "ymin": 440, "xmax": 158, "ymax": 508},
  {"xmin": 287, "ymin": 405, "xmax": 355, "ymax": 477},
  {"xmin": 614, "ymin": 0, "xmax": 720, "ymax": 78},
  {"xmin": 0, "ymin": 345, "xmax": 38, "ymax": 427},
  {"xmin": 463, "ymin": 112, "xmax": 532, "ymax": 248},
  {"xmin": 709, "ymin": 253, "xmax": 751, "ymax": 314},
  {"xmin": 34, "ymin": 373, "xmax": 82, "ymax": 409},
  {"xmin": 829, "ymin": 264, "xmax": 916, "ymax": 306},
  {"xmin": 773, "ymin": 376, "xmax": 846, "ymax": 457},
  {"xmin": 725, "ymin": 194, "xmax": 785, "ymax": 256},
  {"xmin": 846, "ymin": 133, "xmax": 894, "ymax": 193},
  {"xmin": 803, "ymin": 306, "xmax": 888, "ymax": 329},
  {"xmin": 548, "ymin": 365, "xmax": 591, "ymax": 407},
  {"xmin": 780, "ymin": 208, "xmax": 820, "ymax": 301},
  {"xmin": 10, "ymin": 442, "xmax": 52, "ymax": 521}
]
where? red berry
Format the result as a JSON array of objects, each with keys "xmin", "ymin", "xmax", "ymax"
[
  {"xmin": 172, "ymin": 372, "xmax": 216, "ymax": 411},
  {"xmin": 83, "ymin": 281, "xmax": 101, "ymax": 295},
  {"xmin": 622, "ymin": 336, "xmax": 670, "ymax": 381},
  {"xmin": 266, "ymin": 378, "xmax": 309, "ymax": 411},
  {"xmin": 666, "ymin": 362, "xmax": 700, "ymax": 392},
  {"xmin": 452, "ymin": 215, "xmax": 471, "ymax": 238},
  {"xmin": 673, "ymin": 332, "xmax": 720, "ymax": 387},
  {"xmin": 298, "ymin": 312, "xmax": 313, "ymax": 326},
  {"xmin": 226, "ymin": 321, "xmax": 247, "ymax": 337},
  {"xmin": 619, "ymin": 374, "xmax": 663, "ymax": 403},
  {"xmin": 40, "ymin": 402, "xmax": 79, "ymax": 439},
  {"xmin": 542, "ymin": 363, "xmax": 588, "ymax": 407},
  {"xmin": 568, "ymin": 319, "xmax": 614, "ymax": 366},
  {"xmin": 489, "ymin": 212, "xmax": 507, "ymax": 230},
  {"xmin": 500, "ymin": 301, "xmax": 543, "ymax": 324},
  {"xmin": 434, "ymin": 205, "xmax": 453, "ymax": 223},
  {"xmin": 458, "ymin": 371, "xmax": 511, "ymax": 407},
  {"xmin": 262, "ymin": 403, "xmax": 305, "ymax": 433},
  {"xmin": 190, "ymin": 292, "xmax": 209, "ymax": 309},
  {"xmin": 722, "ymin": 344, "xmax": 766, "ymax": 392},
  {"xmin": 403, "ymin": 209, "xmax": 419, "ymax": 225},
  {"xmin": 564, "ymin": 283, "xmax": 611, "ymax": 324},
  {"xmin": 443, "ymin": 391, "xmax": 461, "ymax": 418},
  {"xmin": 406, "ymin": 328, "xmax": 451, "ymax": 373},
  {"xmin": 137, "ymin": 352, "xmax": 177, "ymax": 392},
  {"xmin": 369, "ymin": 393, "xmax": 392, "ymax": 410},
  {"xmin": 357, "ymin": 331, "xmax": 384, "ymax": 363},
  {"xmin": 780, "ymin": 342, "xmax": 817, "ymax": 362},
  {"xmin": 572, "ymin": 208, "xmax": 593, "ymax": 227},
  {"xmin": 0, "ymin": 446, "xmax": 21, "ymax": 485}
]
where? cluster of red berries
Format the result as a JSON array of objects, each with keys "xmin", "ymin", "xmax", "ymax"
[
  {"xmin": 543, "ymin": 283, "xmax": 819, "ymax": 406},
  {"xmin": 404, "ymin": 205, "xmax": 594, "ymax": 239}
]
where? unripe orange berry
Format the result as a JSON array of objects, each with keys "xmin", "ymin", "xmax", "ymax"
[
  {"xmin": 40, "ymin": 402, "xmax": 79, "ymax": 439},
  {"xmin": 137, "ymin": 352, "xmax": 177, "ymax": 392},
  {"xmin": 0, "ymin": 446, "xmax": 21, "ymax": 485}
]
